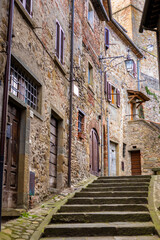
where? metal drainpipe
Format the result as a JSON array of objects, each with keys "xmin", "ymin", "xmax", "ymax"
[
  {"xmin": 0, "ymin": 0, "xmax": 14, "ymax": 231},
  {"xmin": 156, "ymin": 29, "xmax": 160, "ymax": 90},
  {"xmin": 137, "ymin": 59, "xmax": 140, "ymax": 91},
  {"xmin": 107, "ymin": 117, "xmax": 110, "ymax": 176},
  {"xmin": 68, "ymin": 0, "xmax": 74, "ymax": 188},
  {"xmin": 100, "ymin": 60, "xmax": 103, "ymax": 176}
]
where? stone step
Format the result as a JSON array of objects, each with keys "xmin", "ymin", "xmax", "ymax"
[
  {"xmin": 66, "ymin": 197, "xmax": 148, "ymax": 205},
  {"xmin": 42, "ymin": 222, "xmax": 157, "ymax": 237},
  {"xmin": 59, "ymin": 204, "xmax": 149, "ymax": 212},
  {"xmin": 40, "ymin": 236, "xmax": 159, "ymax": 240},
  {"xmin": 87, "ymin": 182, "xmax": 150, "ymax": 187},
  {"xmin": 98, "ymin": 175, "xmax": 151, "ymax": 179},
  {"xmin": 94, "ymin": 178, "xmax": 150, "ymax": 183},
  {"xmin": 52, "ymin": 212, "xmax": 151, "ymax": 223},
  {"xmin": 74, "ymin": 191, "xmax": 148, "ymax": 198},
  {"xmin": 81, "ymin": 186, "xmax": 148, "ymax": 192}
]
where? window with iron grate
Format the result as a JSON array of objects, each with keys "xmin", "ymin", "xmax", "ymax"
[{"xmin": 10, "ymin": 61, "xmax": 41, "ymax": 112}]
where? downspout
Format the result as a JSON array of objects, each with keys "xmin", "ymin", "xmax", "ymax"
[
  {"xmin": 68, "ymin": 0, "xmax": 74, "ymax": 187},
  {"xmin": 100, "ymin": 57, "xmax": 103, "ymax": 176},
  {"xmin": 0, "ymin": 0, "xmax": 14, "ymax": 231},
  {"xmin": 107, "ymin": 117, "xmax": 110, "ymax": 176},
  {"xmin": 157, "ymin": 16, "xmax": 160, "ymax": 90},
  {"xmin": 137, "ymin": 59, "xmax": 140, "ymax": 91}
]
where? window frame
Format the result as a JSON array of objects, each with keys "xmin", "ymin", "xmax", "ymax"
[
  {"xmin": 78, "ymin": 110, "xmax": 85, "ymax": 139},
  {"xmin": 88, "ymin": 62, "xmax": 93, "ymax": 85},
  {"xmin": 56, "ymin": 20, "xmax": 65, "ymax": 65},
  {"xmin": 106, "ymin": 81, "xmax": 120, "ymax": 108},
  {"xmin": 105, "ymin": 27, "xmax": 109, "ymax": 50},
  {"xmin": 19, "ymin": 0, "xmax": 33, "ymax": 16},
  {"xmin": 111, "ymin": 86, "xmax": 116, "ymax": 105},
  {"xmin": 10, "ymin": 59, "xmax": 41, "ymax": 112},
  {"xmin": 88, "ymin": 1, "xmax": 94, "ymax": 29}
]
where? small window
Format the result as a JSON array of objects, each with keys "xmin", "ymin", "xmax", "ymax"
[
  {"xmin": 10, "ymin": 60, "xmax": 41, "ymax": 112},
  {"xmin": 78, "ymin": 110, "xmax": 85, "ymax": 139},
  {"xmin": 88, "ymin": 2, "xmax": 94, "ymax": 28},
  {"xmin": 106, "ymin": 82, "xmax": 120, "ymax": 108},
  {"xmin": 88, "ymin": 63, "xmax": 93, "ymax": 85},
  {"xmin": 56, "ymin": 21, "xmax": 65, "ymax": 64},
  {"xmin": 123, "ymin": 143, "xmax": 126, "ymax": 158},
  {"xmin": 19, "ymin": 0, "xmax": 32, "ymax": 15},
  {"xmin": 111, "ymin": 86, "xmax": 116, "ymax": 104},
  {"xmin": 105, "ymin": 28, "xmax": 109, "ymax": 50}
]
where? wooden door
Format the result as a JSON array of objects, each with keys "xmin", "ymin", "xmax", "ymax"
[
  {"xmin": 90, "ymin": 129, "xmax": 99, "ymax": 176},
  {"xmin": 131, "ymin": 151, "xmax": 141, "ymax": 175},
  {"xmin": 110, "ymin": 142, "xmax": 117, "ymax": 176},
  {"xmin": 49, "ymin": 116, "xmax": 58, "ymax": 188},
  {"xmin": 3, "ymin": 104, "xmax": 20, "ymax": 208}
]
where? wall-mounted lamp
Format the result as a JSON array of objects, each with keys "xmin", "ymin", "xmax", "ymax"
[{"xmin": 124, "ymin": 49, "xmax": 134, "ymax": 72}]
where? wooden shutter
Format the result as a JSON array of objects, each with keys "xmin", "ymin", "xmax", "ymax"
[
  {"xmin": 56, "ymin": 22, "xmax": 60, "ymax": 58},
  {"xmin": 105, "ymin": 28, "xmax": 109, "ymax": 50},
  {"xmin": 107, "ymin": 82, "xmax": 112, "ymax": 102},
  {"xmin": 116, "ymin": 89, "xmax": 120, "ymax": 108},
  {"xmin": 104, "ymin": 72, "xmax": 107, "ymax": 94},
  {"xmin": 61, "ymin": 30, "xmax": 64, "ymax": 64}
]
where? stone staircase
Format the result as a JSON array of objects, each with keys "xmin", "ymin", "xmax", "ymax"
[{"xmin": 40, "ymin": 175, "xmax": 158, "ymax": 239}]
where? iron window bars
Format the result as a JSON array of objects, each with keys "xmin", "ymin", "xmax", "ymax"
[{"xmin": 10, "ymin": 64, "xmax": 39, "ymax": 111}]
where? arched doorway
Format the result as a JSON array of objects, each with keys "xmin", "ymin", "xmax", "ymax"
[{"xmin": 89, "ymin": 129, "xmax": 99, "ymax": 176}]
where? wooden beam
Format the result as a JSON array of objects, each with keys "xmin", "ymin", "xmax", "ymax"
[
  {"xmin": 136, "ymin": 102, "xmax": 143, "ymax": 108},
  {"xmin": 128, "ymin": 96, "xmax": 136, "ymax": 103}
]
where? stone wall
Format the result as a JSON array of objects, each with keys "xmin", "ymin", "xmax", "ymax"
[
  {"xmin": 0, "ymin": 0, "xmax": 8, "ymax": 133},
  {"xmin": 1, "ymin": 0, "xmax": 160, "ymax": 210},
  {"xmin": 125, "ymin": 120, "xmax": 160, "ymax": 175},
  {"xmin": 111, "ymin": 0, "xmax": 160, "ymax": 123},
  {"xmin": 5, "ymin": 0, "xmax": 71, "ymax": 205}
]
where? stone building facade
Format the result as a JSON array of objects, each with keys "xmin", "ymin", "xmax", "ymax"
[
  {"xmin": 110, "ymin": 0, "xmax": 160, "ymax": 175},
  {"xmin": 0, "ymin": 0, "xmax": 159, "ymax": 213},
  {"xmin": 0, "ymin": 0, "xmax": 71, "ymax": 211}
]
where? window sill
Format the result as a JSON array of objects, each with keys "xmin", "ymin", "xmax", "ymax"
[
  {"xmin": 54, "ymin": 55, "xmax": 67, "ymax": 76},
  {"xmin": 109, "ymin": 102, "xmax": 118, "ymax": 109},
  {"xmin": 15, "ymin": 0, "xmax": 37, "ymax": 29},
  {"xmin": 32, "ymin": 109, "xmax": 43, "ymax": 121},
  {"xmin": 9, "ymin": 92, "xmax": 43, "ymax": 121},
  {"xmin": 88, "ymin": 85, "xmax": 95, "ymax": 95},
  {"xmin": 87, "ymin": 21, "xmax": 94, "ymax": 32},
  {"xmin": 78, "ymin": 132, "xmax": 84, "ymax": 139}
]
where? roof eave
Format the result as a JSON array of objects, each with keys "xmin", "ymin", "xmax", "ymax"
[
  {"xmin": 139, "ymin": 0, "xmax": 155, "ymax": 33},
  {"xmin": 107, "ymin": 0, "xmax": 144, "ymax": 58},
  {"xmin": 91, "ymin": 0, "xmax": 110, "ymax": 22}
]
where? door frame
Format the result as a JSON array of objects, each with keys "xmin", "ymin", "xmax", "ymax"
[
  {"xmin": 109, "ymin": 141, "xmax": 118, "ymax": 176},
  {"xmin": 50, "ymin": 105, "xmax": 65, "ymax": 190},
  {"xmin": 130, "ymin": 150, "xmax": 141, "ymax": 175},
  {"xmin": 89, "ymin": 128, "xmax": 100, "ymax": 176},
  {"xmin": 3, "ymin": 98, "xmax": 30, "ymax": 210}
]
